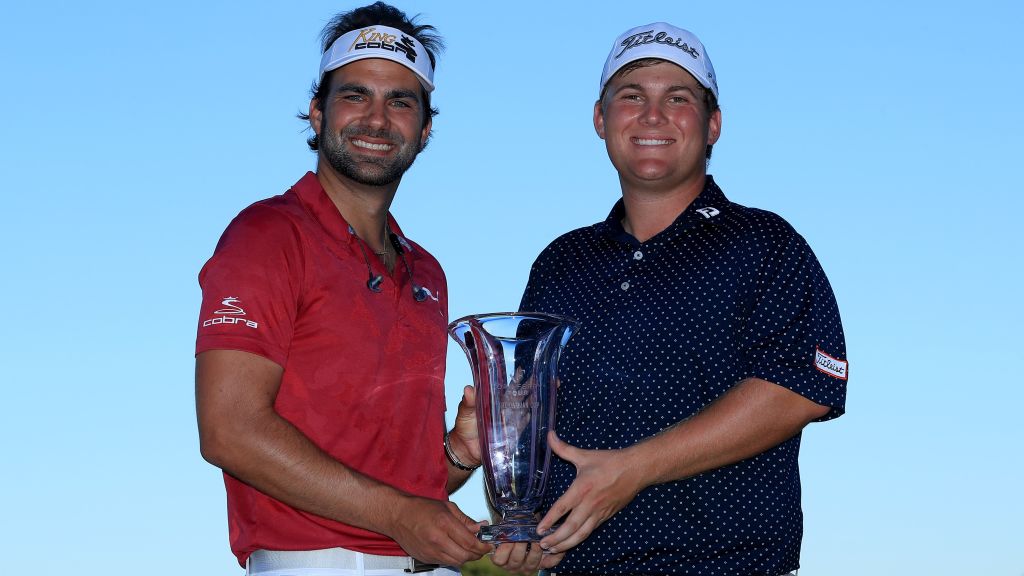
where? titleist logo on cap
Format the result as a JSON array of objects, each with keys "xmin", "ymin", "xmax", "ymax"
[
  {"xmin": 599, "ymin": 22, "xmax": 717, "ymax": 99},
  {"xmin": 616, "ymin": 30, "xmax": 700, "ymax": 60}
]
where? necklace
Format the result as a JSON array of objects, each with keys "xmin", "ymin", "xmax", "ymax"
[
  {"xmin": 374, "ymin": 224, "xmax": 390, "ymax": 256},
  {"xmin": 349, "ymin": 223, "xmax": 390, "ymax": 256},
  {"xmin": 349, "ymin": 223, "xmax": 427, "ymax": 301},
  {"xmin": 375, "ymin": 226, "xmax": 394, "ymax": 265},
  {"xmin": 350, "ymin": 223, "xmax": 391, "ymax": 290}
]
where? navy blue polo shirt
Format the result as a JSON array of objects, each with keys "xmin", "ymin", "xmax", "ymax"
[{"xmin": 520, "ymin": 176, "xmax": 847, "ymax": 576}]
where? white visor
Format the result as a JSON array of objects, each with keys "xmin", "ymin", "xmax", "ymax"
[{"xmin": 319, "ymin": 25, "xmax": 434, "ymax": 92}]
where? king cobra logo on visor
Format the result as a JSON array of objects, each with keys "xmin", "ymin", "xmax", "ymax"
[{"xmin": 348, "ymin": 27, "xmax": 419, "ymax": 63}]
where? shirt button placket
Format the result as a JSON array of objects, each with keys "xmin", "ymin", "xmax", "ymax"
[{"xmin": 620, "ymin": 248, "xmax": 644, "ymax": 292}]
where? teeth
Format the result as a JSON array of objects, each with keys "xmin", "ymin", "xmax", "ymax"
[
  {"xmin": 353, "ymin": 139, "xmax": 393, "ymax": 151},
  {"xmin": 635, "ymin": 138, "xmax": 673, "ymax": 146}
]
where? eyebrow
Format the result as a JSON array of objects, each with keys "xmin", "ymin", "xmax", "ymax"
[
  {"xmin": 610, "ymin": 82, "xmax": 637, "ymax": 93},
  {"xmin": 667, "ymin": 85, "xmax": 700, "ymax": 95},
  {"xmin": 332, "ymin": 83, "xmax": 421, "ymax": 103},
  {"xmin": 384, "ymin": 87, "xmax": 420, "ymax": 101},
  {"xmin": 333, "ymin": 83, "xmax": 371, "ymax": 96},
  {"xmin": 612, "ymin": 83, "xmax": 700, "ymax": 95},
  {"xmin": 333, "ymin": 83, "xmax": 417, "ymax": 97}
]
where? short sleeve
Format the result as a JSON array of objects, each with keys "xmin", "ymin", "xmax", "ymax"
[
  {"xmin": 196, "ymin": 204, "xmax": 305, "ymax": 366},
  {"xmin": 741, "ymin": 226, "xmax": 848, "ymax": 421},
  {"xmin": 519, "ymin": 245, "xmax": 555, "ymax": 313}
]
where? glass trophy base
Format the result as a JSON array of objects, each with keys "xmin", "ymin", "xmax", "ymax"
[{"xmin": 477, "ymin": 522, "xmax": 559, "ymax": 544}]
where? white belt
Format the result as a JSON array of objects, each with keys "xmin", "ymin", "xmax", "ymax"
[{"xmin": 248, "ymin": 548, "xmax": 441, "ymax": 573}]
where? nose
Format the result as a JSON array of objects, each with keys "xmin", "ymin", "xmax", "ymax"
[
  {"xmin": 363, "ymin": 100, "xmax": 390, "ymax": 129},
  {"xmin": 639, "ymin": 101, "xmax": 667, "ymax": 126}
]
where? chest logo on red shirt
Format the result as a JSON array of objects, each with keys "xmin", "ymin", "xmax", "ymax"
[
  {"xmin": 203, "ymin": 296, "xmax": 259, "ymax": 329},
  {"xmin": 419, "ymin": 286, "xmax": 440, "ymax": 302}
]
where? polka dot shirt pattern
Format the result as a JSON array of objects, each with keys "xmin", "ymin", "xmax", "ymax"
[{"xmin": 520, "ymin": 177, "xmax": 847, "ymax": 576}]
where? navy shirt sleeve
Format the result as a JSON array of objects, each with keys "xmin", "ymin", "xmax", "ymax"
[
  {"xmin": 740, "ymin": 217, "xmax": 847, "ymax": 421},
  {"xmin": 520, "ymin": 247, "xmax": 551, "ymax": 313}
]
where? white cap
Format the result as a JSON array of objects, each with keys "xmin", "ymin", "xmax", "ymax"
[
  {"xmin": 319, "ymin": 25, "xmax": 435, "ymax": 92},
  {"xmin": 599, "ymin": 22, "xmax": 718, "ymax": 99}
]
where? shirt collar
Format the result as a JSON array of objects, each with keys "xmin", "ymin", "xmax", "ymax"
[
  {"xmin": 290, "ymin": 171, "xmax": 414, "ymax": 254},
  {"xmin": 593, "ymin": 175, "xmax": 731, "ymax": 245}
]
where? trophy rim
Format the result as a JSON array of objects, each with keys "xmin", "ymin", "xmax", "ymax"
[{"xmin": 447, "ymin": 311, "xmax": 578, "ymax": 332}]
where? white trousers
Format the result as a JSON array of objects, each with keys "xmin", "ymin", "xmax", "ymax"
[
  {"xmin": 245, "ymin": 570, "xmax": 458, "ymax": 576},
  {"xmin": 245, "ymin": 548, "xmax": 460, "ymax": 576}
]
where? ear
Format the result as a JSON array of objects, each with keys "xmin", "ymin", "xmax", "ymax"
[
  {"xmin": 309, "ymin": 98, "xmax": 323, "ymax": 137},
  {"xmin": 593, "ymin": 100, "xmax": 606, "ymax": 140},
  {"xmin": 419, "ymin": 115, "xmax": 432, "ymax": 150},
  {"xmin": 706, "ymin": 108, "xmax": 722, "ymax": 146}
]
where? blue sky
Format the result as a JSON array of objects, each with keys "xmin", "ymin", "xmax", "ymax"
[{"xmin": 2, "ymin": 1, "xmax": 1022, "ymax": 574}]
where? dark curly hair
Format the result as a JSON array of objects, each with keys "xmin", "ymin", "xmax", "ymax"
[{"xmin": 298, "ymin": 2, "xmax": 444, "ymax": 151}]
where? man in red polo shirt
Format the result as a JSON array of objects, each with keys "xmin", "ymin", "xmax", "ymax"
[{"xmin": 195, "ymin": 4, "xmax": 498, "ymax": 574}]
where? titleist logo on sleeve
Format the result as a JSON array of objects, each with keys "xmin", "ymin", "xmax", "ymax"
[{"xmin": 815, "ymin": 348, "xmax": 848, "ymax": 380}]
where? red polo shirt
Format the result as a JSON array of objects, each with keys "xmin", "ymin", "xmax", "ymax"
[{"xmin": 196, "ymin": 172, "xmax": 450, "ymax": 566}]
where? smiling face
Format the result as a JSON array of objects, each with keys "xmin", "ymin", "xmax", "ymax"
[
  {"xmin": 310, "ymin": 58, "xmax": 432, "ymax": 187},
  {"xmin": 595, "ymin": 60, "xmax": 721, "ymax": 196}
]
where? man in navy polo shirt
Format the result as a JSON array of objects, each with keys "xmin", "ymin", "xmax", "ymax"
[{"xmin": 521, "ymin": 23, "xmax": 849, "ymax": 575}]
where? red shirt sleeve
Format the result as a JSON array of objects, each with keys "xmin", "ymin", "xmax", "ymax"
[{"xmin": 196, "ymin": 201, "xmax": 304, "ymax": 366}]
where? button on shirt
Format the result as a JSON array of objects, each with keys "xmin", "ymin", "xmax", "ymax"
[{"xmin": 519, "ymin": 176, "xmax": 848, "ymax": 575}]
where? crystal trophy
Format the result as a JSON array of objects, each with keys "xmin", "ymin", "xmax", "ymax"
[{"xmin": 448, "ymin": 312, "xmax": 577, "ymax": 543}]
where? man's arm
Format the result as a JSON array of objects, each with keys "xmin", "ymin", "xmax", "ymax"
[
  {"xmin": 195, "ymin": 349, "xmax": 491, "ymax": 565},
  {"xmin": 535, "ymin": 377, "xmax": 830, "ymax": 553},
  {"xmin": 443, "ymin": 385, "xmax": 481, "ymax": 494}
]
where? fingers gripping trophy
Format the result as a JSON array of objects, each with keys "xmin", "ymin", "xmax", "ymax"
[{"xmin": 448, "ymin": 312, "xmax": 577, "ymax": 543}]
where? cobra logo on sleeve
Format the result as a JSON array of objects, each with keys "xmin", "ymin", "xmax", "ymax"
[{"xmin": 203, "ymin": 296, "xmax": 259, "ymax": 329}]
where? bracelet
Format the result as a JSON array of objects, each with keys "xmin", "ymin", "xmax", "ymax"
[{"xmin": 444, "ymin": 431, "xmax": 480, "ymax": 471}]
